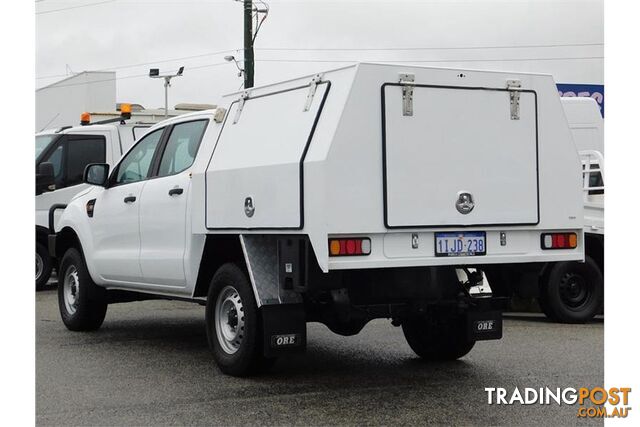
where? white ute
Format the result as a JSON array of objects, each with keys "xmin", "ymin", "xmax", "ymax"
[{"xmin": 49, "ymin": 63, "xmax": 584, "ymax": 376}]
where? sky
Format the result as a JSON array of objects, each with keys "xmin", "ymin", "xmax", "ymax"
[{"xmin": 36, "ymin": 0, "xmax": 604, "ymax": 109}]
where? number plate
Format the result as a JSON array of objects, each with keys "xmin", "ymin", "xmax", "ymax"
[{"xmin": 434, "ymin": 231, "xmax": 486, "ymax": 257}]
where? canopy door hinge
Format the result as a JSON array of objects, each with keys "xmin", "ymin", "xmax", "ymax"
[
  {"xmin": 303, "ymin": 74, "xmax": 323, "ymax": 112},
  {"xmin": 233, "ymin": 91, "xmax": 250, "ymax": 125},
  {"xmin": 399, "ymin": 73, "xmax": 415, "ymax": 116},
  {"xmin": 507, "ymin": 79, "xmax": 522, "ymax": 120}
]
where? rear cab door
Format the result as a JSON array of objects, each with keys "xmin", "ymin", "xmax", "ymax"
[{"xmin": 137, "ymin": 118, "xmax": 209, "ymax": 288}]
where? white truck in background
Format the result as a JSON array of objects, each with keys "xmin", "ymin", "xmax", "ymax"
[
  {"xmin": 36, "ymin": 105, "xmax": 215, "ymax": 288},
  {"xmin": 539, "ymin": 98, "xmax": 604, "ymax": 322},
  {"xmin": 36, "ymin": 106, "xmax": 169, "ymax": 288},
  {"xmin": 489, "ymin": 97, "xmax": 604, "ymax": 323},
  {"xmin": 48, "ymin": 63, "xmax": 584, "ymax": 376}
]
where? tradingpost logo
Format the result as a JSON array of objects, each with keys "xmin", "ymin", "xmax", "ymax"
[{"xmin": 485, "ymin": 387, "xmax": 632, "ymax": 418}]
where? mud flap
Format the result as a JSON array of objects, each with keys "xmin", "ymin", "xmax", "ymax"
[
  {"xmin": 466, "ymin": 310, "xmax": 503, "ymax": 341},
  {"xmin": 261, "ymin": 303, "xmax": 306, "ymax": 357}
]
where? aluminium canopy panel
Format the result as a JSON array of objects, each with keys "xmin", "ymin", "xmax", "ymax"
[
  {"xmin": 382, "ymin": 83, "xmax": 539, "ymax": 228},
  {"xmin": 206, "ymin": 82, "xmax": 329, "ymax": 229}
]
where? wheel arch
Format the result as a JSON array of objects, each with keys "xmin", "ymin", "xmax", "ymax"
[
  {"xmin": 55, "ymin": 225, "xmax": 106, "ymax": 287},
  {"xmin": 55, "ymin": 226, "xmax": 85, "ymax": 261},
  {"xmin": 192, "ymin": 234, "xmax": 247, "ymax": 298}
]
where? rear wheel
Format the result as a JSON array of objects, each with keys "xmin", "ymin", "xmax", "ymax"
[
  {"xmin": 205, "ymin": 263, "xmax": 276, "ymax": 376},
  {"xmin": 57, "ymin": 248, "xmax": 107, "ymax": 331},
  {"xmin": 402, "ymin": 314, "xmax": 475, "ymax": 361},
  {"xmin": 36, "ymin": 242, "xmax": 52, "ymax": 290},
  {"xmin": 539, "ymin": 257, "xmax": 603, "ymax": 323}
]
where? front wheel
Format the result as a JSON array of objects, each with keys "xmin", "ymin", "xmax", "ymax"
[
  {"xmin": 57, "ymin": 248, "xmax": 107, "ymax": 331},
  {"xmin": 402, "ymin": 315, "xmax": 475, "ymax": 361},
  {"xmin": 205, "ymin": 263, "xmax": 276, "ymax": 376},
  {"xmin": 36, "ymin": 242, "xmax": 52, "ymax": 290},
  {"xmin": 539, "ymin": 257, "xmax": 603, "ymax": 324}
]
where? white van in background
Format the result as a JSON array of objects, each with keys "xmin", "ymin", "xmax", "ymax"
[
  {"xmin": 494, "ymin": 97, "xmax": 604, "ymax": 323},
  {"xmin": 538, "ymin": 97, "xmax": 604, "ymax": 323}
]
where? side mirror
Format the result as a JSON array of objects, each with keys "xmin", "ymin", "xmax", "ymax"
[
  {"xmin": 36, "ymin": 162, "xmax": 55, "ymax": 195},
  {"xmin": 84, "ymin": 163, "xmax": 110, "ymax": 187}
]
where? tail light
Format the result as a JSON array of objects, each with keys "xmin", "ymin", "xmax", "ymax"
[
  {"xmin": 328, "ymin": 238, "xmax": 371, "ymax": 256},
  {"xmin": 541, "ymin": 232, "xmax": 578, "ymax": 250}
]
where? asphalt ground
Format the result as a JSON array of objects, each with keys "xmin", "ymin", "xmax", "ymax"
[{"xmin": 36, "ymin": 287, "xmax": 604, "ymax": 426}]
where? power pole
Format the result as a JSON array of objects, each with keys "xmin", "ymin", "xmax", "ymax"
[{"xmin": 243, "ymin": 0, "xmax": 255, "ymax": 89}]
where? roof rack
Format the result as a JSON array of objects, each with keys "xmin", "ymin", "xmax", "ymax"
[{"xmin": 80, "ymin": 104, "xmax": 132, "ymax": 126}]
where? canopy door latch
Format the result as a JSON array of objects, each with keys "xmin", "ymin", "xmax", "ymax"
[
  {"xmin": 233, "ymin": 91, "xmax": 250, "ymax": 125},
  {"xmin": 507, "ymin": 79, "xmax": 522, "ymax": 120},
  {"xmin": 399, "ymin": 73, "xmax": 415, "ymax": 116},
  {"xmin": 303, "ymin": 74, "xmax": 323, "ymax": 112}
]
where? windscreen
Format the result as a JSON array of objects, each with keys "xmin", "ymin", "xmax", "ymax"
[{"xmin": 36, "ymin": 134, "xmax": 58, "ymax": 160}]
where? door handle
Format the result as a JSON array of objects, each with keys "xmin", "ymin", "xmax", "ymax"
[
  {"xmin": 124, "ymin": 196, "xmax": 136, "ymax": 203},
  {"xmin": 168, "ymin": 187, "xmax": 184, "ymax": 196}
]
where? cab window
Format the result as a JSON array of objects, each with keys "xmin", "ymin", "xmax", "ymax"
[
  {"xmin": 115, "ymin": 128, "xmax": 164, "ymax": 185},
  {"xmin": 37, "ymin": 135, "xmax": 106, "ymax": 190},
  {"xmin": 157, "ymin": 120, "xmax": 208, "ymax": 177},
  {"xmin": 66, "ymin": 138, "xmax": 106, "ymax": 187}
]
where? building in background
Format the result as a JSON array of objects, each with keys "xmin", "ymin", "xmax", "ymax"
[{"xmin": 36, "ymin": 71, "xmax": 115, "ymax": 131}]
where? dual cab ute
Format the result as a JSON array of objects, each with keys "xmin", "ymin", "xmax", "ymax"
[{"xmin": 49, "ymin": 63, "xmax": 584, "ymax": 376}]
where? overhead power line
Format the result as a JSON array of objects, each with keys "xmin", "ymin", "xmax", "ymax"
[
  {"xmin": 37, "ymin": 55, "xmax": 603, "ymax": 83},
  {"xmin": 36, "ymin": 41, "xmax": 602, "ymax": 80},
  {"xmin": 255, "ymin": 56, "xmax": 604, "ymax": 64},
  {"xmin": 36, "ymin": 0, "xmax": 115, "ymax": 15},
  {"xmin": 37, "ymin": 61, "xmax": 228, "ymax": 89},
  {"xmin": 36, "ymin": 0, "xmax": 251, "ymax": 14},
  {"xmin": 36, "ymin": 48, "xmax": 241, "ymax": 80},
  {"xmin": 255, "ymin": 42, "xmax": 604, "ymax": 52}
]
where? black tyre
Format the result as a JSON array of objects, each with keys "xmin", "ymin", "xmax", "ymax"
[
  {"xmin": 205, "ymin": 263, "xmax": 276, "ymax": 376},
  {"xmin": 36, "ymin": 242, "xmax": 53, "ymax": 290},
  {"xmin": 57, "ymin": 248, "xmax": 108, "ymax": 331},
  {"xmin": 539, "ymin": 257, "xmax": 603, "ymax": 324},
  {"xmin": 402, "ymin": 315, "xmax": 475, "ymax": 361}
]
